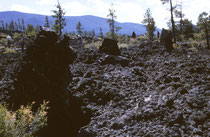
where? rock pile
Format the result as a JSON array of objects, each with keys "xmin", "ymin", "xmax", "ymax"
[
  {"xmin": 160, "ymin": 28, "xmax": 173, "ymax": 52},
  {"xmin": 9, "ymin": 29, "xmax": 78, "ymax": 136},
  {"xmin": 69, "ymin": 39, "xmax": 210, "ymax": 136},
  {"xmin": 99, "ymin": 38, "xmax": 121, "ymax": 55},
  {"xmin": 131, "ymin": 32, "xmax": 136, "ymax": 38},
  {"xmin": 1, "ymin": 30, "xmax": 210, "ymax": 136}
]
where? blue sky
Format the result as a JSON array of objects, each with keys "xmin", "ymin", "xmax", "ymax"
[{"xmin": 0, "ymin": 0, "xmax": 209, "ymax": 28}]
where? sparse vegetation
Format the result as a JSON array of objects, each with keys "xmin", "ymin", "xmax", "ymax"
[
  {"xmin": 161, "ymin": 0, "xmax": 177, "ymax": 43},
  {"xmin": 0, "ymin": 101, "xmax": 49, "ymax": 137},
  {"xmin": 197, "ymin": 12, "xmax": 210, "ymax": 48},
  {"xmin": 142, "ymin": 8, "xmax": 156, "ymax": 41},
  {"xmin": 76, "ymin": 21, "xmax": 83, "ymax": 36},
  {"xmin": 3, "ymin": 48, "xmax": 16, "ymax": 54},
  {"xmin": 107, "ymin": 3, "xmax": 121, "ymax": 41},
  {"xmin": 0, "ymin": 1, "xmax": 210, "ymax": 137},
  {"xmin": 52, "ymin": 0, "xmax": 66, "ymax": 35}
]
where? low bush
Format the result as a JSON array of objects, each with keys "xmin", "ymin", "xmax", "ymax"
[
  {"xmin": 0, "ymin": 101, "xmax": 49, "ymax": 137},
  {"xmin": 84, "ymin": 41, "xmax": 102, "ymax": 49},
  {"xmin": 3, "ymin": 48, "xmax": 16, "ymax": 54}
]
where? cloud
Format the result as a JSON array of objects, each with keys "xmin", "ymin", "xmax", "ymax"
[
  {"xmin": 182, "ymin": 0, "xmax": 210, "ymax": 24},
  {"xmin": 63, "ymin": 1, "xmax": 93, "ymax": 16},
  {"xmin": 11, "ymin": 4, "xmax": 37, "ymax": 13},
  {"xmin": 114, "ymin": 1, "xmax": 145, "ymax": 23},
  {"xmin": 35, "ymin": 0, "xmax": 55, "ymax": 5}
]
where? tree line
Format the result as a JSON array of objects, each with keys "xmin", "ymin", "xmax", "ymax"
[{"xmin": 0, "ymin": 0, "xmax": 209, "ymax": 47}]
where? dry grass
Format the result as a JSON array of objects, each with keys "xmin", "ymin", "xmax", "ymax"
[
  {"xmin": 118, "ymin": 43, "xmax": 130, "ymax": 48},
  {"xmin": 173, "ymin": 43, "xmax": 181, "ymax": 49},
  {"xmin": 0, "ymin": 45, "xmax": 4, "ymax": 50},
  {"xmin": 84, "ymin": 41, "xmax": 102, "ymax": 49},
  {"xmin": 3, "ymin": 48, "xmax": 16, "ymax": 54}
]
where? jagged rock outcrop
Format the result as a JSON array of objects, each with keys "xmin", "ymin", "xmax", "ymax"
[
  {"xmin": 160, "ymin": 28, "xmax": 173, "ymax": 52},
  {"xmin": 10, "ymin": 29, "xmax": 77, "ymax": 137},
  {"xmin": 99, "ymin": 38, "xmax": 121, "ymax": 55},
  {"xmin": 131, "ymin": 32, "xmax": 136, "ymax": 38},
  {"xmin": 1, "ymin": 29, "xmax": 210, "ymax": 137}
]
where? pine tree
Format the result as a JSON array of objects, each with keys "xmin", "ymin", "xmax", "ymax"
[
  {"xmin": 1, "ymin": 21, "xmax": 5, "ymax": 31},
  {"xmin": 26, "ymin": 24, "xmax": 35, "ymax": 33},
  {"xmin": 22, "ymin": 19, "xmax": 25, "ymax": 32},
  {"xmin": 15, "ymin": 22, "xmax": 18, "ymax": 31},
  {"xmin": 92, "ymin": 29, "xmax": 95, "ymax": 38},
  {"xmin": 5, "ymin": 22, "xmax": 8, "ymax": 30},
  {"xmin": 99, "ymin": 27, "xmax": 104, "ymax": 38},
  {"xmin": 0, "ymin": 20, "xmax": 3, "ymax": 31},
  {"xmin": 18, "ymin": 19, "xmax": 22, "ymax": 31},
  {"xmin": 9, "ymin": 20, "xmax": 15, "ymax": 32},
  {"xmin": 44, "ymin": 16, "xmax": 50, "ymax": 27},
  {"xmin": 174, "ymin": 0, "xmax": 184, "ymax": 38},
  {"xmin": 182, "ymin": 19, "xmax": 194, "ymax": 39},
  {"xmin": 142, "ymin": 9, "xmax": 156, "ymax": 41},
  {"xmin": 197, "ymin": 12, "xmax": 210, "ymax": 48},
  {"xmin": 107, "ymin": 3, "xmax": 121, "ymax": 40},
  {"xmin": 52, "ymin": 0, "xmax": 66, "ymax": 35},
  {"xmin": 76, "ymin": 21, "xmax": 83, "ymax": 36},
  {"xmin": 83, "ymin": 31, "xmax": 88, "ymax": 36},
  {"xmin": 161, "ymin": 0, "xmax": 176, "ymax": 43}
]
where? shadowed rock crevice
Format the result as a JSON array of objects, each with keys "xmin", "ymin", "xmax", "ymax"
[{"xmin": 8, "ymin": 29, "xmax": 92, "ymax": 137}]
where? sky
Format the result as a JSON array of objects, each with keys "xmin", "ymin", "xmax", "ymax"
[{"xmin": 0, "ymin": 0, "xmax": 209, "ymax": 28}]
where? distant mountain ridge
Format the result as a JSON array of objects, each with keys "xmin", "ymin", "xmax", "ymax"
[{"xmin": 0, "ymin": 11, "xmax": 161, "ymax": 35}]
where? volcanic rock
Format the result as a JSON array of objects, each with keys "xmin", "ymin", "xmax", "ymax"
[
  {"xmin": 160, "ymin": 28, "xmax": 173, "ymax": 52},
  {"xmin": 131, "ymin": 31, "xmax": 136, "ymax": 38},
  {"xmin": 99, "ymin": 38, "xmax": 121, "ymax": 55},
  {"xmin": 10, "ymin": 29, "xmax": 77, "ymax": 136}
]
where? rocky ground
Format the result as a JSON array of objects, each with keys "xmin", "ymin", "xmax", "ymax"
[
  {"xmin": 70, "ymin": 40, "xmax": 210, "ymax": 136},
  {"xmin": 0, "ymin": 35, "xmax": 210, "ymax": 136}
]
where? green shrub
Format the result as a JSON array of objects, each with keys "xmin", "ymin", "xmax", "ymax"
[
  {"xmin": 194, "ymin": 31, "xmax": 205, "ymax": 42},
  {"xmin": 13, "ymin": 33, "xmax": 23, "ymax": 41},
  {"xmin": 84, "ymin": 41, "xmax": 102, "ymax": 49},
  {"xmin": 27, "ymin": 31, "xmax": 37, "ymax": 39},
  {"xmin": 119, "ymin": 43, "xmax": 130, "ymax": 48},
  {"xmin": 0, "ymin": 38, "xmax": 7, "ymax": 46},
  {"xmin": 0, "ymin": 101, "xmax": 49, "ymax": 137},
  {"xmin": 3, "ymin": 48, "xmax": 16, "ymax": 54}
]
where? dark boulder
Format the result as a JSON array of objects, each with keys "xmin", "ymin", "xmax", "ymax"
[
  {"xmin": 99, "ymin": 38, "xmax": 121, "ymax": 55},
  {"xmin": 160, "ymin": 28, "xmax": 173, "ymax": 53},
  {"xmin": 131, "ymin": 32, "xmax": 136, "ymax": 38},
  {"xmin": 10, "ymin": 29, "xmax": 78, "ymax": 136},
  {"xmin": 98, "ymin": 55, "xmax": 130, "ymax": 67},
  {"xmin": 157, "ymin": 31, "xmax": 160, "ymax": 39},
  {"xmin": 99, "ymin": 55, "xmax": 117, "ymax": 65}
]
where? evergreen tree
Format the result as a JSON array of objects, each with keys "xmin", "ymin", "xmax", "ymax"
[
  {"xmin": 0, "ymin": 21, "xmax": 3, "ymax": 31},
  {"xmin": 5, "ymin": 22, "xmax": 8, "ymax": 30},
  {"xmin": 161, "ymin": 0, "xmax": 176, "ymax": 43},
  {"xmin": 142, "ymin": 8, "xmax": 156, "ymax": 41},
  {"xmin": 99, "ymin": 27, "xmax": 104, "ymax": 38},
  {"xmin": 18, "ymin": 18, "xmax": 21, "ymax": 31},
  {"xmin": 197, "ymin": 12, "xmax": 210, "ymax": 48},
  {"xmin": 15, "ymin": 22, "xmax": 18, "ymax": 31},
  {"xmin": 22, "ymin": 19, "xmax": 25, "ymax": 32},
  {"xmin": 1, "ymin": 21, "xmax": 5, "ymax": 31},
  {"xmin": 26, "ymin": 24, "xmax": 35, "ymax": 34},
  {"xmin": 83, "ymin": 30, "xmax": 88, "ymax": 36},
  {"xmin": 178, "ymin": 19, "xmax": 194, "ymax": 39},
  {"xmin": 52, "ymin": 0, "xmax": 66, "ymax": 35},
  {"xmin": 107, "ymin": 3, "xmax": 121, "ymax": 40},
  {"xmin": 92, "ymin": 29, "xmax": 95, "ymax": 38},
  {"xmin": 44, "ymin": 16, "xmax": 50, "ymax": 27},
  {"xmin": 9, "ymin": 20, "xmax": 15, "ymax": 32},
  {"xmin": 174, "ymin": 0, "xmax": 184, "ymax": 38},
  {"xmin": 76, "ymin": 21, "xmax": 83, "ymax": 36}
]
